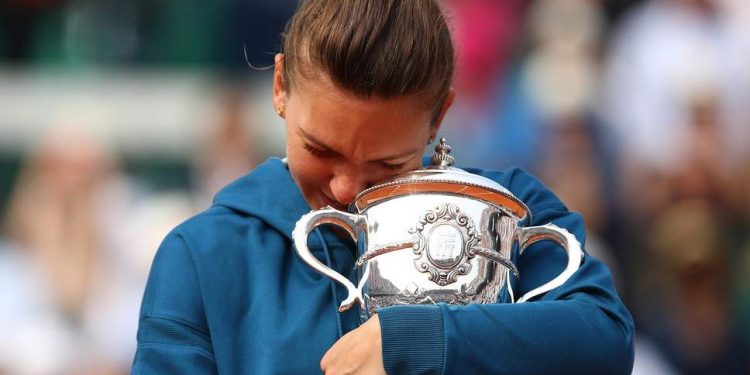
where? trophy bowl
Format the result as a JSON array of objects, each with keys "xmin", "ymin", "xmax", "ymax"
[{"xmin": 293, "ymin": 139, "xmax": 583, "ymax": 320}]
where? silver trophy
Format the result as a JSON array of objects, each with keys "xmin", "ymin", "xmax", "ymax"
[{"xmin": 293, "ymin": 138, "xmax": 583, "ymax": 320}]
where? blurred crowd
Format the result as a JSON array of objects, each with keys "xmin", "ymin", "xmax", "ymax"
[{"xmin": 0, "ymin": 0, "xmax": 748, "ymax": 374}]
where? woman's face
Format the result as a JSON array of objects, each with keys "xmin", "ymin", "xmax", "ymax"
[{"xmin": 274, "ymin": 55, "xmax": 453, "ymax": 210}]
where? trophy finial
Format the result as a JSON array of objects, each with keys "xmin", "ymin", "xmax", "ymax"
[{"xmin": 431, "ymin": 137, "xmax": 455, "ymax": 167}]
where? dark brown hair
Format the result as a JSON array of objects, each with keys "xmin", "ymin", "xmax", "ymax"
[{"xmin": 281, "ymin": 0, "xmax": 455, "ymax": 120}]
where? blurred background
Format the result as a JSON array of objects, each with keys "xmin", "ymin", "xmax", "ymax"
[{"xmin": 0, "ymin": 0, "xmax": 748, "ymax": 373}]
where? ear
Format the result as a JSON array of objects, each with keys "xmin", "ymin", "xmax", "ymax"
[
  {"xmin": 273, "ymin": 53, "xmax": 287, "ymax": 117},
  {"xmin": 429, "ymin": 88, "xmax": 456, "ymax": 139}
]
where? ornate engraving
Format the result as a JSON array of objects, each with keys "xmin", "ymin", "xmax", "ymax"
[
  {"xmin": 364, "ymin": 288, "xmax": 476, "ymax": 316},
  {"xmin": 409, "ymin": 203, "xmax": 482, "ymax": 285}
]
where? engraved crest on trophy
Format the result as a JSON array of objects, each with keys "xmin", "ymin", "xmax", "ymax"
[{"xmin": 409, "ymin": 203, "xmax": 482, "ymax": 286}]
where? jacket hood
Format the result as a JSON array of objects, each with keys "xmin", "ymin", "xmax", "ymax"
[{"xmin": 212, "ymin": 158, "xmax": 311, "ymax": 239}]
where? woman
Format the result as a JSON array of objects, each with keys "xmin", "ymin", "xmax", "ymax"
[{"xmin": 132, "ymin": 0, "xmax": 634, "ymax": 374}]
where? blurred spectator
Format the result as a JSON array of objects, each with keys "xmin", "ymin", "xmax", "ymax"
[
  {"xmin": 522, "ymin": 0, "xmax": 604, "ymax": 121},
  {"xmin": 536, "ymin": 119, "xmax": 620, "ymax": 277},
  {"xmin": 4, "ymin": 123, "xmax": 116, "ymax": 321},
  {"xmin": 522, "ymin": 0, "xmax": 611, "ymax": 224},
  {"xmin": 438, "ymin": 0, "xmax": 529, "ymax": 167},
  {"xmin": 192, "ymin": 80, "xmax": 262, "ymax": 205},
  {"xmin": 0, "ymin": 116, "xmax": 193, "ymax": 374},
  {"xmin": 444, "ymin": 0, "xmax": 526, "ymax": 107},
  {"xmin": 639, "ymin": 200, "xmax": 749, "ymax": 374},
  {"xmin": 599, "ymin": 0, "xmax": 750, "ymax": 219},
  {"xmin": 599, "ymin": 2, "xmax": 750, "ymax": 371}
]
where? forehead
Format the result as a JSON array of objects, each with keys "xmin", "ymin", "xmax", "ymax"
[{"xmin": 291, "ymin": 74, "xmax": 432, "ymax": 111}]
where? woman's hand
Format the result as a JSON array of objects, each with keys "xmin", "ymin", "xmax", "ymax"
[{"xmin": 320, "ymin": 314, "xmax": 386, "ymax": 375}]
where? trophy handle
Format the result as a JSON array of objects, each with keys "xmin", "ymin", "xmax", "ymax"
[
  {"xmin": 515, "ymin": 224, "xmax": 584, "ymax": 303},
  {"xmin": 292, "ymin": 207, "xmax": 369, "ymax": 312}
]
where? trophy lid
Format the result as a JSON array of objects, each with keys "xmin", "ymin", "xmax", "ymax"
[{"xmin": 352, "ymin": 138, "xmax": 531, "ymax": 220}]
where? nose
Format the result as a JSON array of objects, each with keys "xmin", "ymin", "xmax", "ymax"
[{"xmin": 329, "ymin": 169, "xmax": 368, "ymax": 206}]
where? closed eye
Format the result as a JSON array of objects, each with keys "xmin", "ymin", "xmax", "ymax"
[
  {"xmin": 305, "ymin": 141, "xmax": 407, "ymax": 170},
  {"xmin": 303, "ymin": 143, "xmax": 335, "ymax": 158},
  {"xmin": 379, "ymin": 161, "xmax": 406, "ymax": 171}
]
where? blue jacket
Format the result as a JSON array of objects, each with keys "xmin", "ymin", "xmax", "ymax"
[{"xmin": 132, "ymin": 158, "xmax": 634, "ymax": 374}]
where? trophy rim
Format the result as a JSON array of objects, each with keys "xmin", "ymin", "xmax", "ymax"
[{"xmin": 351, "ymin": 179, "xmax": 531, "ymax": 222}]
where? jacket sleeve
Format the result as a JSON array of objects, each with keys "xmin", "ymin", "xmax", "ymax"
[
  {"xmin": 377, "ymin": 168, "xmax": 634, "ymax": 375},
  {"xmin": 131, "ymin": 232, "xmax": 218, "ymax": 375}
]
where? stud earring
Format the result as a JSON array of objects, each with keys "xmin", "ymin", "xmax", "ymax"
[
  {"xmin": 275, "ymin": 106, "xmax": 284, "ymax": 117},
  {"xmin": 427, "ymin": 137, "xmax": 435, "ymax": 145}
]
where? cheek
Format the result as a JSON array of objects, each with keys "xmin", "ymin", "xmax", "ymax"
[
  {"xmin": 287, "ymin": 149, "xmax": 331, "ymax": 191},
  {"xmin": 296, "ymin": 162, "xmax": 328, "ymax": 186}
]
